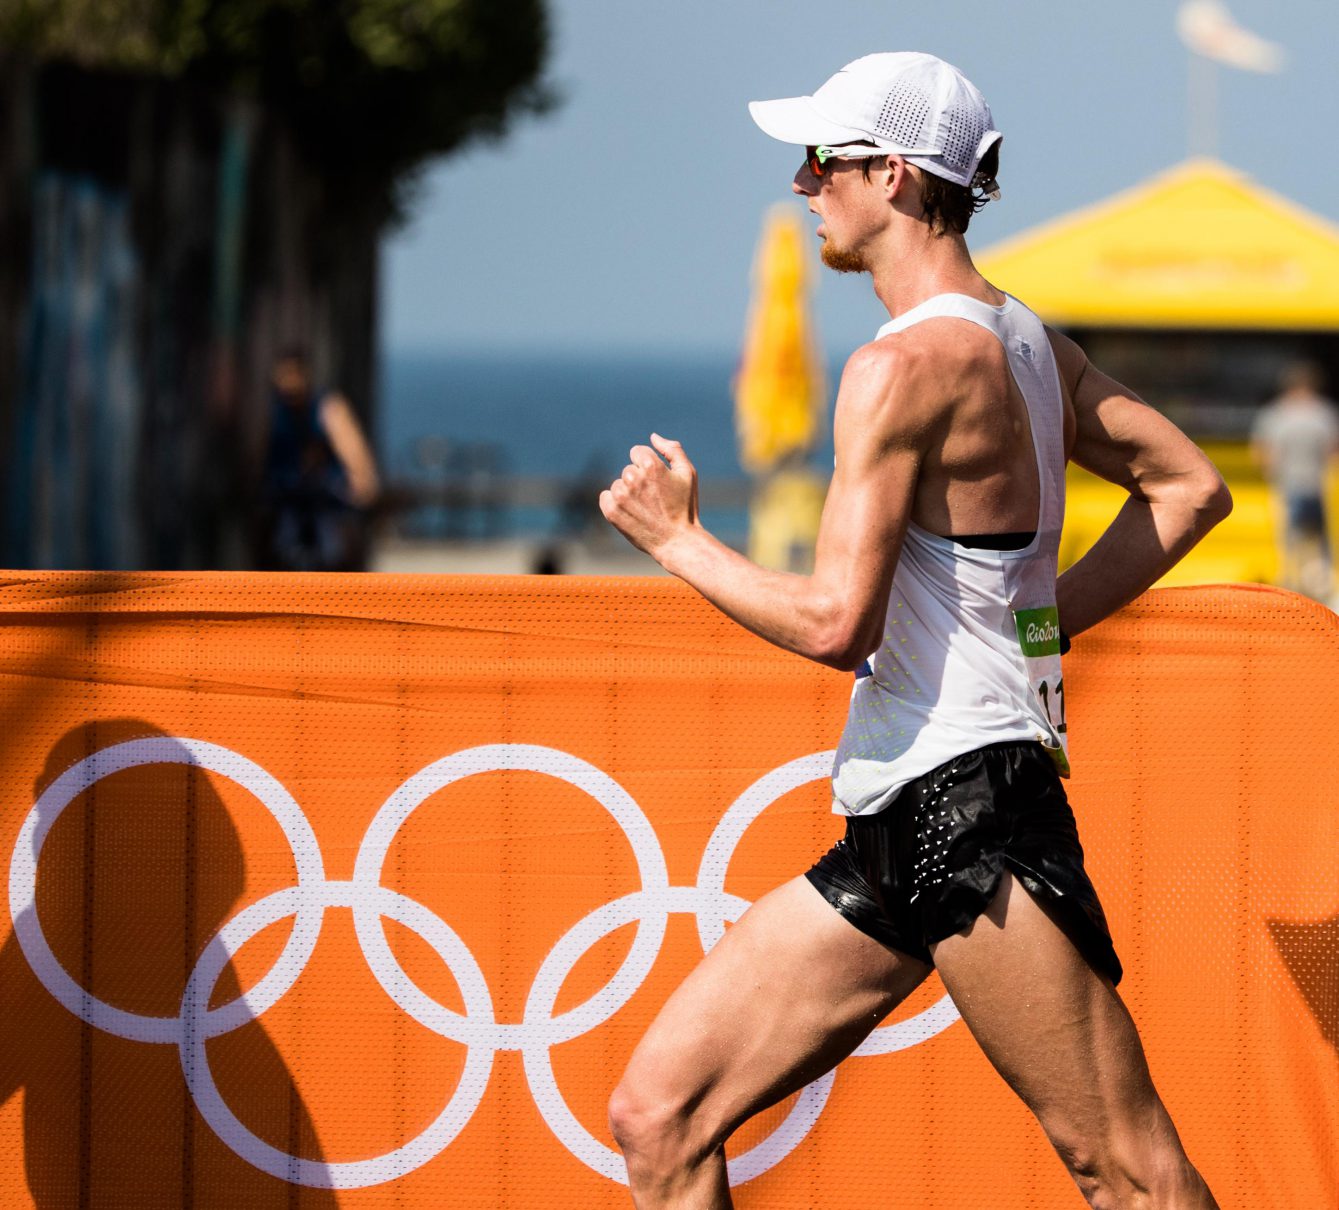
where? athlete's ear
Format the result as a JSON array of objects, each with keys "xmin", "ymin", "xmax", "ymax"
[{"xmin": 882, "ymin": 154, "xmax": 908, "ymax": 199}]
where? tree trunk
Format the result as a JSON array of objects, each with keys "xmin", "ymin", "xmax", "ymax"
[
  {"xmin": 1, "ymin": 59, "xmax": 383, "ymax": 570},
  {"xmin": 0, "ymin": 55, "xmax": 36, "ymax": 559}
]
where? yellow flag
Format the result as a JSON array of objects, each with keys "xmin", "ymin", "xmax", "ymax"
[{"xmin": 734, "ymin": 205, "xmax": 826, "ymax": 475}]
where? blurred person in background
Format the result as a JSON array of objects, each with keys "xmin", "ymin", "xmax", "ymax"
[
  {"xmin": 258, "ymin": 347, "xmax": 381, "ymax": 571},
  {"xmin": 1251, "ymin": 362, "xmax": 1339, "ymax": 599}
]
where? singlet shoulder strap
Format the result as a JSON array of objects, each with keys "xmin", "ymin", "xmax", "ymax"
[{"xmin": 875, "ymin": 292, "xmax": 1017, "ymax": 339}]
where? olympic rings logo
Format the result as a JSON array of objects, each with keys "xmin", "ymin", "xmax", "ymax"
[{"xmin": 8, "ymin": 738, "xmax": 960, "ymax": 1190}]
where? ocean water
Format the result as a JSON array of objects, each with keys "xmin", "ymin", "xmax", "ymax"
[{"xmin": 378, "ymin": 349, "xmax": 836, "ymax": 541}]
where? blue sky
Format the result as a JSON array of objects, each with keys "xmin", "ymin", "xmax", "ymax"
[{"xmin": 382, "ymin": 0, "xmax": 1338, "ymax": 359}]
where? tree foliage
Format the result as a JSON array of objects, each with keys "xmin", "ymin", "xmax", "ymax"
[{"xmin": 0, "ymin": 0, "xmax": 553, "ymax": 215}]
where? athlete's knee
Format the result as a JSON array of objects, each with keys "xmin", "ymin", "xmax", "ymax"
[
  {"xmin": 607, "ymin": 1077, "xmax": 658, "ymax": 1158},
  {"xmin": 608, "ymin": 1071, "xmax": 719, "ymax": 1176}
]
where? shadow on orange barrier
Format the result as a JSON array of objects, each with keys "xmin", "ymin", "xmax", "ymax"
[{"xmin": 0, "ymin": 719, "xmax": 335, "ymax": 1206}]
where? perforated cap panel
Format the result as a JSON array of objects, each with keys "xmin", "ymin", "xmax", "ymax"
[
  {"xmin": 940, "ymin": 104, "xmax": 989, "ymax": 178},
  {"xmin": 874, "ymin": 82, "xmax": 932, "ymax": 148}
]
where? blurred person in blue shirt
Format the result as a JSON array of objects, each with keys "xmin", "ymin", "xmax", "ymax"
[{"xmin": 258, "ymin": 347, "xmax": 380, "ymax": 571}]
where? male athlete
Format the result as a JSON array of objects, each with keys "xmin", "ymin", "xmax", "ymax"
[{"xmin": 599, "ymin": 52, "xmax": 1229, "ymax": 1208}]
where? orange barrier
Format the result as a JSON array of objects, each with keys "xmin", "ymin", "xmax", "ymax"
[{"xmin": 0, "ymin": 574, "xmax": 1335, "ymax": 1208}]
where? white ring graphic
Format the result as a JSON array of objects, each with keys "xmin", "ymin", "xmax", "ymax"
[
  {"xmin": 350, "ymin": 745, "xmax": 670, "ymax": 1050},
  {"xmin": 519, "ymin": 885, "xmax": 837, "ymax": 1185},
  {"xmin": 697, "ymin": 752, "xmax": 961, "ymax": 1058},
  {"xmin": 9, "ymin": 737, "xmax": 325, "ymax": 1044},
  {"xmin": 9, "ymin": 739, "xmax": 961, "ymax": 1190},
  {"xmin": 180, "ymin": 880, "xmax": 494, "ymax": 1189}
]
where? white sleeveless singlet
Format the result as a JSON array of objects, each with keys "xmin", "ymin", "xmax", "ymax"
[{"xmin": 831, "ymin": 292, "xmax": 1070, "ymax": 817}]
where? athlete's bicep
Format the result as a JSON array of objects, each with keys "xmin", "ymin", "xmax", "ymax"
[{"xmin": 811, "ymin": 345, "xmax": 928, "ymax": 662}]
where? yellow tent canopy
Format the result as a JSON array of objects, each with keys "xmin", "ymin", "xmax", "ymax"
[{"xmin": 976, "ymin": 159, "xmax": 1339, "ymax": 330}]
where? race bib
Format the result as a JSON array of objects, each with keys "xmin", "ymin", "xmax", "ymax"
[{"xmin": 1013, "ymin": 605, "xmax": 1070, "ymax": 776}]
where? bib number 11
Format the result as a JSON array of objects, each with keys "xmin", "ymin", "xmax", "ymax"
[{"xmin": 1013, "ymin": 605, "xmax": 1071, "ymax": 777}]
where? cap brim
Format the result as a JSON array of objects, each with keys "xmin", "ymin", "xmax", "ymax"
[{"xmin": 747, "ymin": 96, "xmax": 869, "ymax": 147}]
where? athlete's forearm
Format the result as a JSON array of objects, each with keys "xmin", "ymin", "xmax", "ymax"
[
  {"xmin": 1056, "ymin": 481, "xmax": 1231, "ymax": 637},
  {"xmin": 657, "ymin": 526, "xmax": 862, "ymax": 669}
]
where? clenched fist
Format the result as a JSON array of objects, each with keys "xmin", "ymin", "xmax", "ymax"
[{"xmin": 599, "ymin": 433, "xmax": 700, "ymax": 560}]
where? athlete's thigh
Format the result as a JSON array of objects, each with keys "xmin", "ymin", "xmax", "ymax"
[
  {"xmin": 619, "ymin": 875, "xmax": 932, "ymax": 1138},
  {"xmin": 930, "ymin": 871, "xmax": 1161, "ymax": 1139}
]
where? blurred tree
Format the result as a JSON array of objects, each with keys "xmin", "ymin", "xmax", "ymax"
[
  {"xmin": 0, "ymin": 0, "xmax": 551, "ymax": 217},
  {"xmin": 0, "ymin": 0, "xmax": 551, "ymax": 568}
]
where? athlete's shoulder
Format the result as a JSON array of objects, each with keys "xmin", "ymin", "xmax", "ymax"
[
  {"xmin": 1044, "ymin": 326, "xmax": 1088, "ymax": 397},
  {"xmin": 842, "ymin": 332, "xmax": 934, "ymax": 383},
  {"xmin": 848, "ymin": 322, "xmax": 974, "ymax": 389},
  {"xmin": 836, "ymin": 335, "xmax": 950, "ymax": 445}
]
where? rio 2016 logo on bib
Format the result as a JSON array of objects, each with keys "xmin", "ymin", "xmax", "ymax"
[{"xmin": 1012, "ymin": 604, "xmax": 1069, "ymax": 776}]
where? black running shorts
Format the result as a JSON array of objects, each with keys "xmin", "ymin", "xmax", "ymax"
[{"xmin": 805, "ymin": 740, "xmax": 1123, "ymax": 985}]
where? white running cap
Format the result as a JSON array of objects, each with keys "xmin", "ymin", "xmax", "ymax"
[{"xmin": 749, "ymin": 52, "xmax": 1002, "ymax": 190}]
